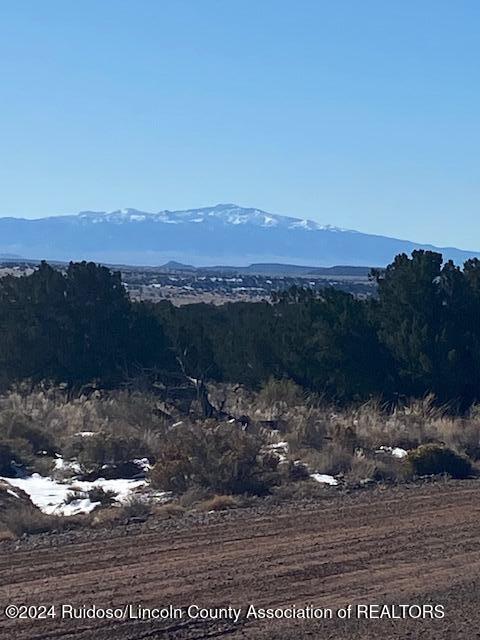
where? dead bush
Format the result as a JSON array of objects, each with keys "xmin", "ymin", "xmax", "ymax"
[{"xmin": 150, "ymin": 423, "xmax": 277, "ymax": 495}]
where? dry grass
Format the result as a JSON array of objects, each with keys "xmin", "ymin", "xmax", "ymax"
[
  {"xmin": 152, "ymin": 503, "xmax": 186, "ymax": 519},
  {"xmin": 120, "ymin": 496, "xmax": 152, "ymax": 520},
  {"xmin": 196, "ymin": 494, "xmax": 241, "ymax": 512},
  {"xmin": 344, "ymin": 455, "xmax": 378, "ymax": 486},
  {"xmin": 178, "ymin": 485, "xmax": 212, "ymax": 508},
  {"xmin": 2, "ymin": 505, "xmax": 85, "ymax": 538},
  {"xmin": 89, "ymin": 507, "xmax": 124, "ymax": 529},
  {"xmin": 2, "ymin": 383, "xmax": 480, "ymax": 514},
  {"xmin": 300, "ymin": 443, "xmax": 353, "ymax": 476},
  {"xmin": 0, "ymin": 527, "xmax": 15, "ymax": 542},
  {"xmin": 270, "ymin": 480, "xmax": 329, "ymax": 503}
]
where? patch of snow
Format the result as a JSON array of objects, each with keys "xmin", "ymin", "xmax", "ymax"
[
  {"xmin": 262, "ymin": 216, "xmax": 278, "ymax": 227},
  {"xmin": 62, "ymin": 498, "xmax": 100, "ymax": 516},
  {"xmin": 53, "ymin": 457, "xmax": 82, "ymax": 474},
  {"xmin": 74, "ymin": 478, "xmax": 146, "ymax": 503},
  {"xmin": 133, "ymin": 458, "xmax": 152, "ymax": 472},
  {"xmin": 4, "ymin": 474, "xmax": 74, "ymax": 515},
  {"xmin": 310, "ymin": 473, "xmax": 338, "ymax": 486},
  {"xmin": 264, "ymin": 441, "xmax": 289, "ymax": 463},
  {"xmin": 267, "ymin": 441, "xmax": 289, "ymax": 451},
  {"xmin": 376, "ymin": 446, "xmax": 408, "ymax": 459},
  {"xmin": 290, "ymin": 219, "xmax": 317, "ymax": 230},
  {"xmin": 74, "ymin": 431, "xmax": 96, "ymax": 438},
  {"xmin": 2, "ymin": 473, "xmax": 147, "ymax": 516}
]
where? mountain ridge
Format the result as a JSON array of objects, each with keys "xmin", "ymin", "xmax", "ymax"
[{"xmin": 0, "ymin": 204, "xmax": 477, "ymax": 267}]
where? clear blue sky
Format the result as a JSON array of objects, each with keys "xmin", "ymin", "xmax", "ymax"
[{"xmin": 1, "ymin": 1, "xmax": 479, "ymax": 249}]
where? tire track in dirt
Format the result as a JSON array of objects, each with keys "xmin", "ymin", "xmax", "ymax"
[{"xmin": 2, "ymin": 481, "xmax": 480, "ymax": 639}]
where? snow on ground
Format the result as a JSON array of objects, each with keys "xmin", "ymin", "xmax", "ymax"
[
  {"xmin": 376, "ymin": 446, "xmax": 408, "ymax": 459},
  {"xmin": 133, "ymin": 458, "xmax": 152, "ymax": 472},
  {"xmin": 265, "ymin": 441, "xmax": 289, "ymax": 462},
  {"xmin": 1, "ymin": 473, "xmax": 147, "ymax": 516},
  {"xmin": 53, "ymin": 457, "xmax": 82, "ymax": 474},
  {"xmin": 310, "ymin": 473, "xmax": 338, "ymax": 486}
]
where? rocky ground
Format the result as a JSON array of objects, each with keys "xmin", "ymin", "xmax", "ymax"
[{"xmin": 1, "ymin": 480, "xmax": 480, "ymax": 639}]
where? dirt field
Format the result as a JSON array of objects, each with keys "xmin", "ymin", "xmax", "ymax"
[{"xmin": 1, "ymin": 480, "xmax": 480, "ymax": 639}]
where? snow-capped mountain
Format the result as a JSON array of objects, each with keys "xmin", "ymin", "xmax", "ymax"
[
  {"xmin": 75, "ymin": 204, "xmax": 347, "ymax": 232},
  {"xmin": 0, "ymin": 203, "xmax": 477, "ymax": 267}
]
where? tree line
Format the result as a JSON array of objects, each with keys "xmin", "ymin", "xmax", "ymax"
[{"xmin": 1, "ymin": 251, "xmax": 480, "ymax": 407}]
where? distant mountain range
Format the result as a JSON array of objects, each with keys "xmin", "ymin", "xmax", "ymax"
[{"xmin": 0, "ymin": 203, "xmax": 477, "ymax": 267}]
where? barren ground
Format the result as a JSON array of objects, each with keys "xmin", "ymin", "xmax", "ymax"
[{"xmin": 1, "ymin": 480, "xmax": 480, "ymax": 639}]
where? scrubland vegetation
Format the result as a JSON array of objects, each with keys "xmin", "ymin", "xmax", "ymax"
[
  {"xmin": 0, "ymin": 380, "xmax": 479, "ymax": 539},
  {"xmin": 1, "ymin": 250, "xmax": 480, "ymax": 538}
]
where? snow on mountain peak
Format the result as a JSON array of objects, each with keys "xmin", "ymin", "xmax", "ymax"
[{"xmin": 74, "ymin": 204, "xmax": 344, "ymax": 231}]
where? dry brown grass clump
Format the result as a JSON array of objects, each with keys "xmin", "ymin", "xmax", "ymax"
[
  {"xmin": 153, "ymin": 503, "xmax": 186, "ymax": 519},
  {"xmin": 197, "ymin": 494, "xmax": 241, "ymax": 512},
  {"xmin": 0, "ymin": 386, "xmax": 170, "ymax": 478},
  {"xmin": 2, "ymin": 505, "xmax": 85, "ymax": 538},
  {"xmin": 120, "ymin": 496, "xmax": 152, "ymax": 520},
  {"xmin": 270, "ymin": 480, "xmax": 329, "ymax": 503},
  {"xmin": 89, "ymin": 508, "xmax": 124, "ymax": 529},
  {"xmin": 0, "ymin": 527, "xmax": 15, "ymax": 542},
  {"xmin": 256, "ymin": 378, "xmax": 306, "ymax": 413},
  {"xmin": 300, "ymin": 443, "xmax": 353, "ymax": 476}
]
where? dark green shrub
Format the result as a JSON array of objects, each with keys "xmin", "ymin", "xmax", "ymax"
[
  {"xmin": 87, "ymin": 486, "xmax": 117, "ymax": 506},
  {"xmin": 281, "ymin": 460, "xmax": 311, "ymax": 481},
  {"xmin": 64, "ymin": 490, "xmax": 85, "ymax": 505},
  {"xmin": 0, "ymin": 439, "xmax": 33, "ymax": 476},
  {"xmin": 406, "ymin": 444, "xmax": 472, "ymax": 478}
]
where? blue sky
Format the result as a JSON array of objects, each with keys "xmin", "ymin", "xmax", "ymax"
[{"xmin": 1, "ymin": 1, "xmax": 479, "ymax": 249}]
